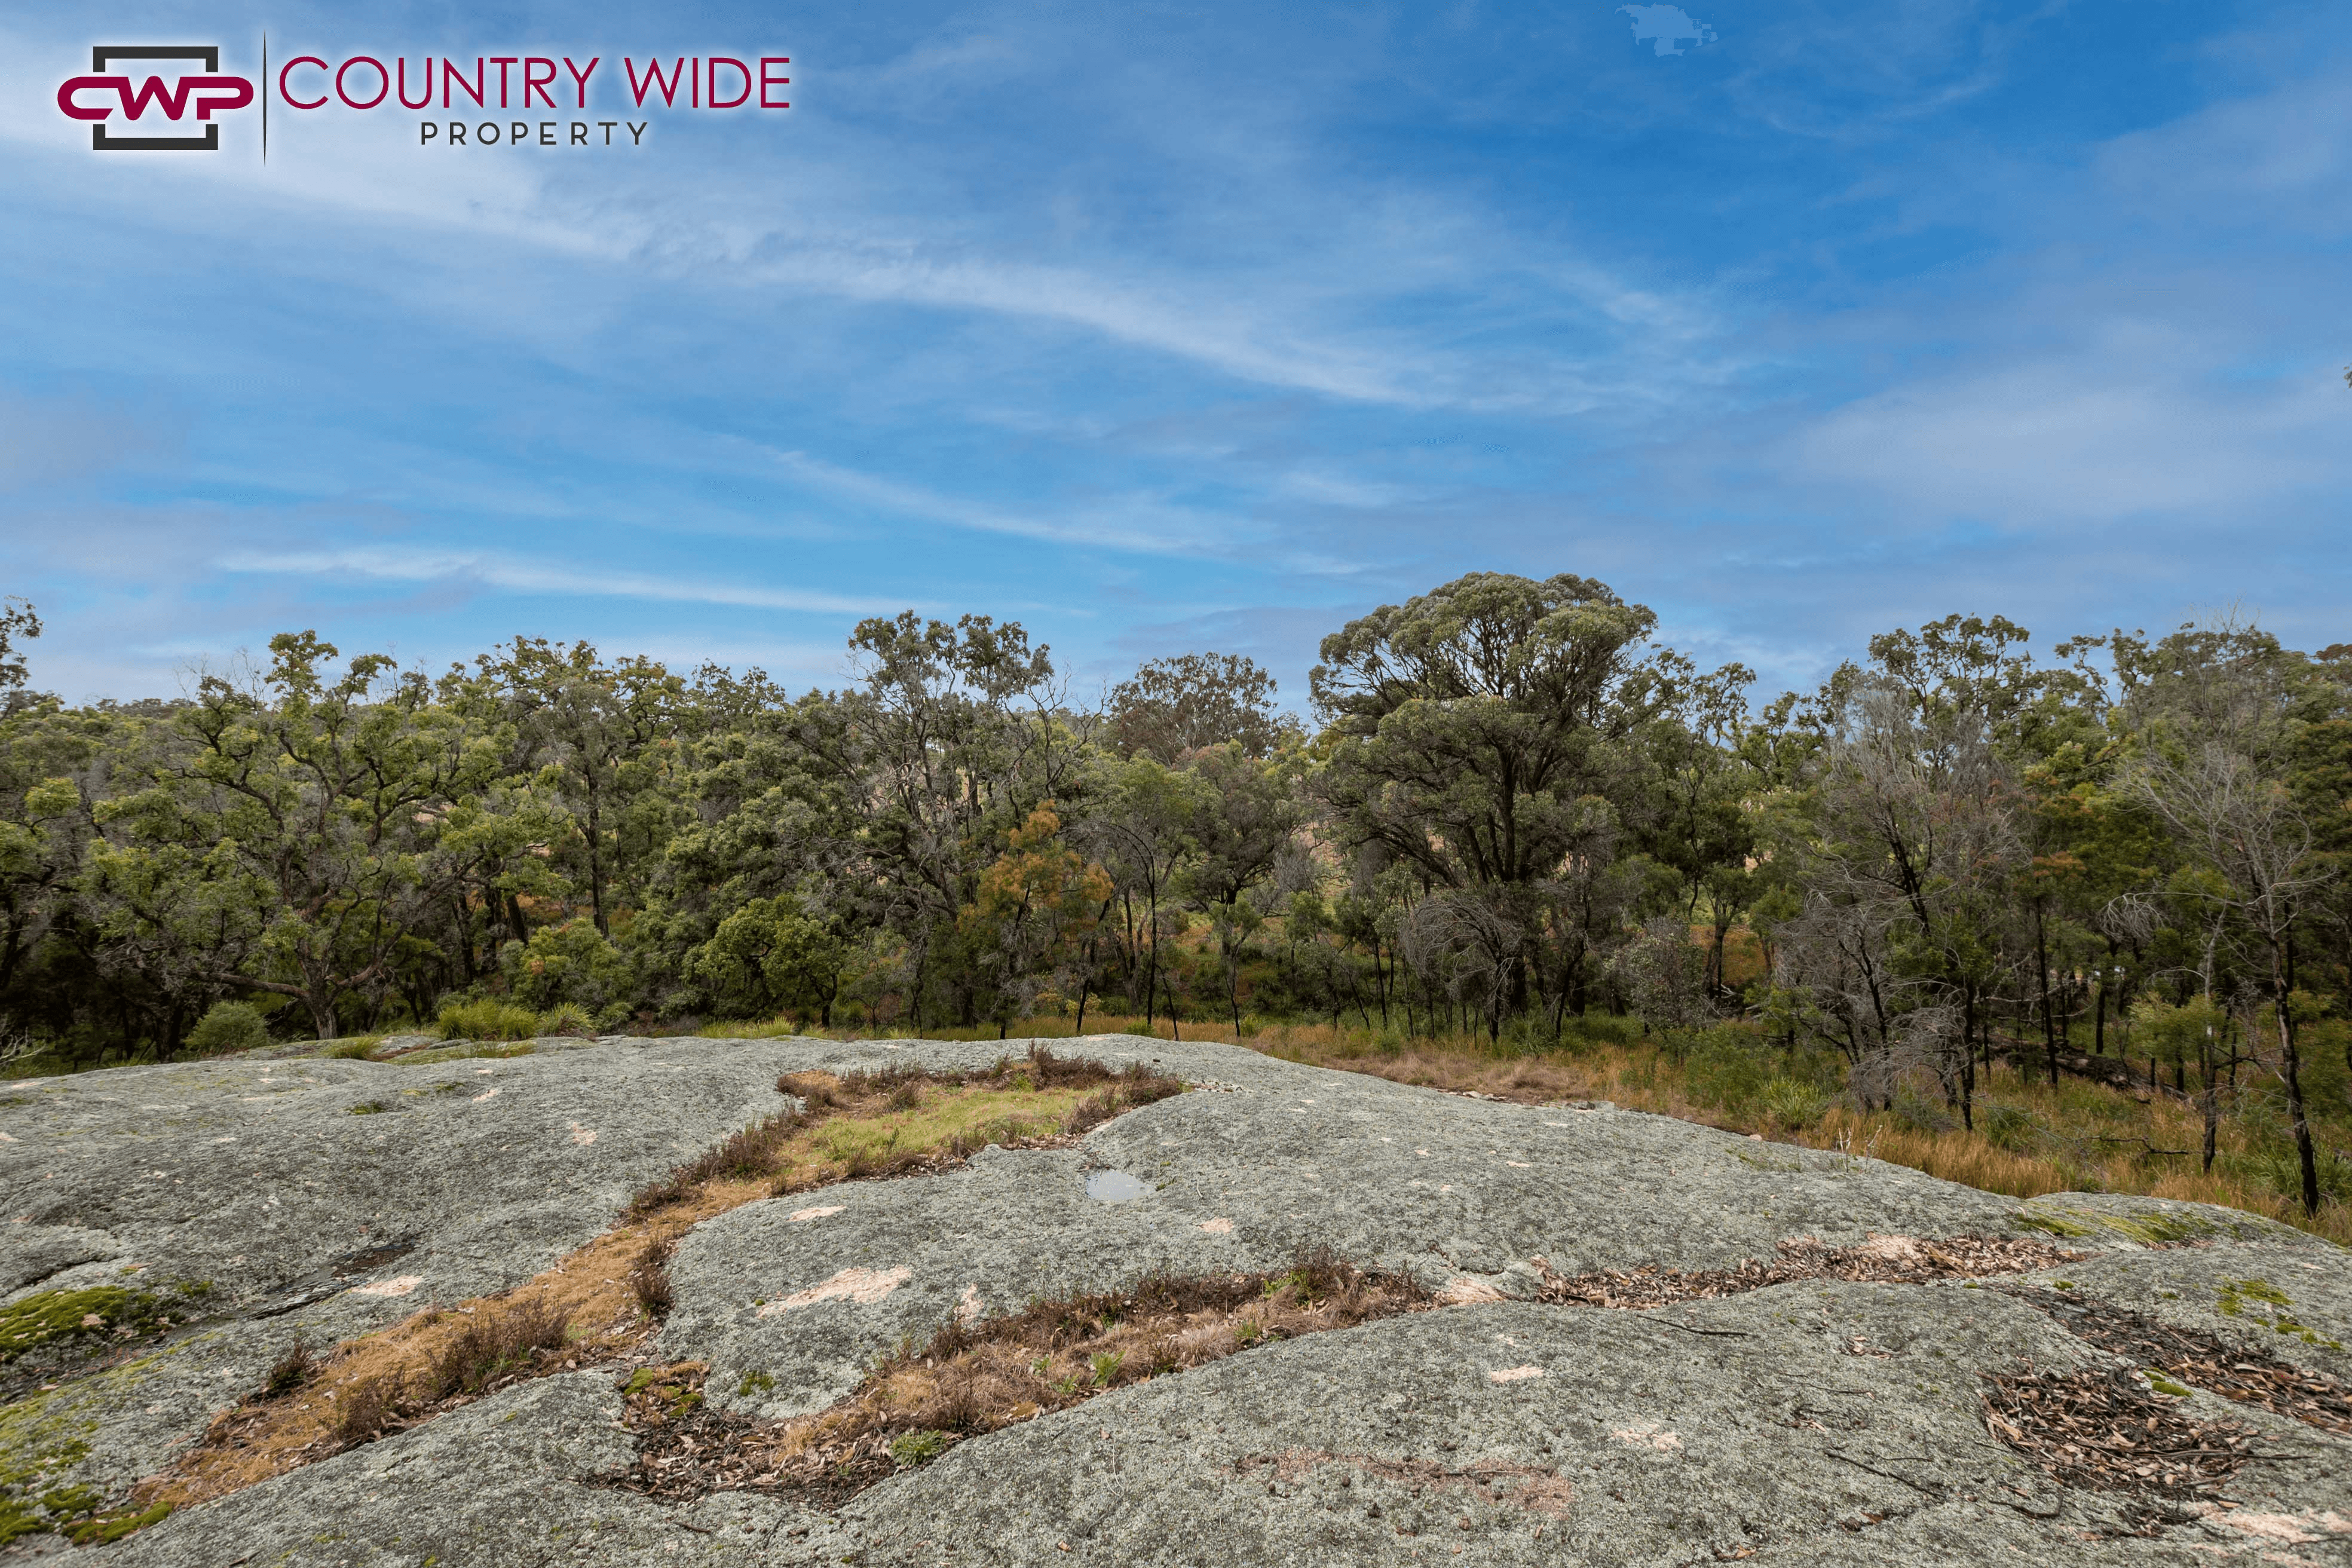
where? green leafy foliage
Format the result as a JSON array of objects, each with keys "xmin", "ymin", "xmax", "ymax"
[
  {"xmin": 0, "ymin": 580, "xmax": 2345, "ymax": 1230},
  {"xmin": 184, "ymin": 1000, "xmax": 270, "ymax": 1055}
]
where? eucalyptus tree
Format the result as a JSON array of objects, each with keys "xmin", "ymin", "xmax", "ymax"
[
  {"xmin": 480, "ymin": 638, "xmax": 688, "ymax": 939},
  {"xmin": 81, "ymin": 634, "xmax": 563, "ymax": 1039},
  {"xmin": 689, "ymin": 894, "xmax": 852, "ymax": 1027},
  {"xmin": 960, "ymin": 804, "xmax": 1113, "ymax": 1036},
  {"xmin": 2118, "ymin": 617, "xmax": 2336, "ymax": 1212},
  {"xmin": 1177, "ymin": 742, "xmax": 1303, "ymax": 1035},
  {"xmin": 1311, "ymin": 571, "xmax": 1661, "ymax": 1018},
  {"xmin": 0, "ymin": 597, "xmax": 40, "ymax": 702},
  {"xmin": 1078, "ymin": 754, "xmax": 1206, "ymax": 1033},
  {"xmin": 1630, "ymin": 649, "xmax": 1760, "ymax": 992},
  {"xmin": 1773, "ymin": 618, "xmax": 2036, "ymax": 1121},
  {"xmin": 1108, "ymin": 651, "xmax": 1291, "ymax": 762},
  {"xmin": 641, "ymin": 680, "xmax": 867, "ymax": 1016},
  {"xmin": 816, "ymin": 612, "xmax": 1071, "ymax": 1025}
]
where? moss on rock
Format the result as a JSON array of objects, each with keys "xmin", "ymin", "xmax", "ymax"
[
  {"xmin": 0, "ymin": 1386, "xmax": 97, "ymax": 1544},
  {"xmin": 2216, "ymin": 1278, "xmax": 2346, "ymax": 1349},
  {"xmin": 0, "ymin": 1288, "xmax": 169, "ymax": 1364}
]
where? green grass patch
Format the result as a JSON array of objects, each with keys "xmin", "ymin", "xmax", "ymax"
[
  {"xmin": 315, "ymin": 1037, "xmax": 385, "ymax": 1061},
  {"xmin": 783, "ymin": 1084, "xmax": 1083, "ymax": 1182},
  {"xmin": 630, "ymin": 1049, "xmax": 1185, "ymax": 1216},
  {"xmin": 435, "ymin": 999, "xmax": 543, "ymax": 1043},
  {"xmin": 888, "ymin": 1429, "xmax": 954, "ymax": 1469}
]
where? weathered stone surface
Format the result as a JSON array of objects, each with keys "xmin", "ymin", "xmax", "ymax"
[
  {"xmin": 838, "ymin": 1278, "xmax": 2352, "ymax": 1566},
  {"xmin": 105, "ymin": 1373, "xmax": 838, "ymax": 1567},
  {"xmin": 4, "ymin": 1034, "xmax": 2347, "ymax": 1565}
]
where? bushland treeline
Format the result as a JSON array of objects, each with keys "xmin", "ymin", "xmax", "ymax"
[{"xmin": 1, "ymin": 575, "xmax": 2347, "ymax": 1207}]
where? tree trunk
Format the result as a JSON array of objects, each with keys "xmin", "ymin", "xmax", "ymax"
[
  {"xmin": 587, "ymin": 790, "xmax": 608, "ymax": 938},
  {"xmin": 1958, "ymin": 988, "xmax": 1977, "ymax": 1131},
  {"xmin": 2092, "ymin": 950, "xmax": 2110, "ymax": 1056},
  {"xmin": 2273, "ymin": 934, "xmax": 2319, "ymax": 1214},
  {"xmin": 2034, "ymin": 902, "xmax": 2059, "ymax": 1088},
  {"xmin": 2198, "ymin": 1029, "xmax": 2219, "ymax": 1175},
  {"xmin": 1142, "ymin": 887, "xmax": 1163, "ymax": 1037}
]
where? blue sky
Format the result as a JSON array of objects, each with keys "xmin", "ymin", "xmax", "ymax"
[{"xmin": 2, "ymin": 0, "xmax": 2347, "ymax": 709}]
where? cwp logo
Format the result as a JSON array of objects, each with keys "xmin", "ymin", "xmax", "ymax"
[{"xmin": 55, "ymin": 47, "xmax": 254, "ymax": 151}]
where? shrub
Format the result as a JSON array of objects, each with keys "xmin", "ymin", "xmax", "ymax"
[
  {"xmin": 1564, "ymin": 1012, "xmax": 1644, "ymax": 1048},
  {"xmin": 686, "ymin": 897, "xmax": 848, "ymax": 1025},
  {"xmin": 419, "ymin": 1298, "xmax": 570, "ymax": 1402},
  {"xmin": 436, "ymin": 998, "xmax": 543, "ymax": 1042},
  {"xmin": 335, "ymin": 1377, "xmax": 394, "ymax": 1447},
  {"xmin": 186, "ymin": 1002, "xmax": 270, "ymax": 1056},
  {"xmin": 537, "ymin": 1003, "xmax": 596, "ymax": 1037},
  {"xmin": 630, "ymin": 1239, "xmax": 676, "ymax": 1319},
  {"xmin": 1685, "ymin": 1027, "xmax": 1771, "ymax": 1113},
  {"xmin": 1891, "ymin": 1088, "xmax": 1956, "ymax": 1136},
  {"xmin": 499, "ymin": 919, "xmax": 635, "ymax": 1015},
  {"xmin": 1760, "ymin": 1076, "xmax": 1829, "ymax": 1130},
  {"xmin": 2254, "ymin": 1144, "xmax": 2352, "ymax": 1205}
]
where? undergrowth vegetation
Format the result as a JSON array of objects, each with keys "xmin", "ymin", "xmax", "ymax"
[
  {"xmin": 1235, "ymin": 1019, "xmax": 2352, "ymax": 1246},
  {"xmin": 748, "ymin": 1009, "xmax": 2352, "ymax": 1245}
]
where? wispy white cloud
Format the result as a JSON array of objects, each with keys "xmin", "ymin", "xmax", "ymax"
[
  {"xmin": 218, "ymin": 546, "xmax": 905, "ymax": 615},
  {"xmin": 763, "ymin": 447, "xmax": 1198, "ymax": 551},
  {"xmin": 1789, "ymin": 347, "xmax": 2343, "ymax": 523},
  {"xmin": 2096, "ymin": 69, "xmax": 2352, "ymax": 234},
  {"xmin": 0, "ymin": 20, "xmax": 1725, "ymax": 418}
]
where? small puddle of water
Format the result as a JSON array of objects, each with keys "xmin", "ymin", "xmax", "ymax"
[{"xmin": 1085, "ymin": 1169, "xmax": 1149, "ymax": 1203}]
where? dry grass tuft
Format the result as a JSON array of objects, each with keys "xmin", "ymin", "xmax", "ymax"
[
  {"xmin": 418, "ymin": 1298, "xmax": 571, "ymax": 1403},
  {"xmin": 262, "ymin": 1337, "xmax": 315, "ymax": 1398},
  {"xmin": 630, "ymin": 1238, "xmax": 676, "ymax": 1321}
]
